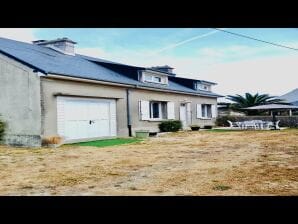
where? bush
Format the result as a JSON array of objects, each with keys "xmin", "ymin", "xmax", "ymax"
[
  {"xmin": 158, "ymin": 120, "xmax": 182, "ymax": 132},
  {"xmin": 216, "ymin": 115, "xmax": 237, "ymax": 127},
  {"xmin": 0, "ymin": 118, "xmax": 6, "ymax": 142}
]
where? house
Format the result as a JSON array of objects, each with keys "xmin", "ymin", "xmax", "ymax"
[{"xmin": 0, "ymin": 37, "xmax": 222, "ymax": 147}]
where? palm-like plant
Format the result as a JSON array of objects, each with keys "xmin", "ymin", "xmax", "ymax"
[{"xmin": 226, "ymin": 93, "xmax": 288, "ymax": 115}]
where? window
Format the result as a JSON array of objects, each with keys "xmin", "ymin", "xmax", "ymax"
[
  {"xmin": 143, "ymin": 73, "xmax": 165, "ymax": 84},
  {"xmin": 153, "ymin": 76, "xmax": 161, "ymax": 83},
  {"xmin": 201, "ymin": 104, "xmax": 212, "ymax": 118},
  {"xmin": 195, "ymin": 82, "xmax": 211, "ymax": 91},
  {"xmin": 149, "ymin": 101, "xmax": 167, "ymax": 119}
]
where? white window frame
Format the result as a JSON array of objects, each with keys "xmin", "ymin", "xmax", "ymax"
[
  {"xmin": 145, "ymin": 74, "xmax": 163, "ymax": 84},
  {"xmin": 201, "ymin": 104, "xmax": 212, "ymax": 119},
  {"xmin": 150, "ymin": 101, "xmax": 162, "ymax": 119},
  {"xmin": 149, "ymin": 101, "xmax": 167, "ymax": 120},
  {"xmin": 196, "ymin": 82, "xmax": 211, "ymax": 91},
  {"xmin": 142, "ymin": 71, "xmax": 168, "ymax": 85}
]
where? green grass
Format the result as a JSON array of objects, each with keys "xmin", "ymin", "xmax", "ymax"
[{"xmin": 69, "ymin": 138, "xmax": 143, "ymax": 148}]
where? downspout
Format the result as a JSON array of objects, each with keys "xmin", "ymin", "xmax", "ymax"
[{"xmin": 126, "ymin": 88, "xmax": 132, "ymax": 137}]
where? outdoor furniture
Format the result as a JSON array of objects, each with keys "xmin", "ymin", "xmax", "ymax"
[
  {"xmin": 227, "ymin": 120, "xmax": 242, "ymax": 129},
  {"xmin": 251, "ymin": 120, "xmax": 266, "ymax": 129},
  {"xmin": 267, "ymin": 120, "xmax": 280, "ymax": 130},
  {"xmin": 227, "ymin": 120, "xmax": 237, "ymax": 128},
  {"xmin": 243, "ymin": 121, "xmax": 257, "ymax": 129},
  {"xmin": 228, "ymin": 119, "xmax": 281, "ymax": 130},
  {"xmin": 243, "ymin": 104, "xmax": 298, "ymax": 130}
]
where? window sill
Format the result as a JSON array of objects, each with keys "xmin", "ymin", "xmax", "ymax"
[
  {"xmin": 198, "ymin": 118, "xmax": 213, "ymax": 120},
  {"xmin": 144, "ymin": 80, "xmax": 167, "ymax": 85},
  {"xmin": 148, "ymin": 119, "xmax": 168, "ymax": 122}
]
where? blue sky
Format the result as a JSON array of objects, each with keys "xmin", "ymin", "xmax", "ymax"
[{"xmin": 1, "ymin": 28, "xmax": 297, "ymax": 98}]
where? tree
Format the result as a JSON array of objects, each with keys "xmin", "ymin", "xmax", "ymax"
[{"xmin": 226, "ymin": 93, "xmax": 288, "ymax": 115}]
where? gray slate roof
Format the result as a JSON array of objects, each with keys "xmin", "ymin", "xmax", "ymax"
[
  {"xmin": 0, "ymin": 37, "xmax": 221, "ymax": 97},
  {"xmin": 279, "ymin": 88, "xmax": 298, "ymax": 104}
]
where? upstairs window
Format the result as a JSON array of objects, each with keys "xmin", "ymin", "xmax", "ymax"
[
  {"xmin": 195, "ymin": 82, "xmax": 211, "ymax": 91},
  {"xmin": 153, "ymin": 76, "xmax": 161, "ymax": 83},
  {"xmin": 141, "ymin": 71, "xmax": 168, "ymax": 85}
]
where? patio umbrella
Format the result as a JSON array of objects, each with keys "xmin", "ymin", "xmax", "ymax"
[{"xmin": 242, "ymin": 104, "xmax": 298, "ymax": 130}]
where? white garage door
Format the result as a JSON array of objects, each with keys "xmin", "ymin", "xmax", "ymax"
[{"xmin": 57, "ymin": 96, "xmax": 117, "ymax": 140}]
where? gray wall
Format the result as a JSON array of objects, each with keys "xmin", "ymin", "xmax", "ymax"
[
  {"xmin": 41, "ymin": 77, "xmax": 217, "ymax": 138},
  {"xmin": 41, "ymin": 77, "xmax": 129, "ymax": 137},
  {"xmin": 129, "ymin": 88, "xmax": 217, "ymax": 134},
  {"xmin": 0, "ymin": 54, "xmax": 42, "ymax": 147}
]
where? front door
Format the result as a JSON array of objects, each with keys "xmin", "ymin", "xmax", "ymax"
[{"xmin": 180, "ymin": 104, "xmax": 187, "ymax": 128}]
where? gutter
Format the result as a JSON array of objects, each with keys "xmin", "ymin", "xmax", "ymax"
[{"xmin": 126, "ymin": 89, "xmax": 132, "ymax": 137}]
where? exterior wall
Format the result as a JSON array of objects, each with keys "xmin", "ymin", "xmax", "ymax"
[
  {"xmin": 41, "ymin": 77, "xmax": 217, "ymax": 139},
  {"xmin": 129, "ymin": 88, "xmax": 217, "ymax": 134},
  {"xmin": 40, "ymin": 77, "xmax": 129, "ymax": 138},
  {"xmin": 0, "ymin": 54, "xmax": 42, "ymax": 147}
]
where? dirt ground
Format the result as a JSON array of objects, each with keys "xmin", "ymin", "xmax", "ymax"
[{"xmin": 0, "ymin": 129, "xmax": 297, "ymax": 195}]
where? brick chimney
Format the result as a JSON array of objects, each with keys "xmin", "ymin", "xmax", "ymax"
[{"xmin": 32, "ymin": 37, "xmax": 77, "ymax": 55}]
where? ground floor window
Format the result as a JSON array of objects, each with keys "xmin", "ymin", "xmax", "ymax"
[
  {"xmin": 202, "ymin": 104, "xmax": 212, "ymax": 118},
  {"xmin": 150, "ymin": 101, "xmax": 167, "ymax": 119}
]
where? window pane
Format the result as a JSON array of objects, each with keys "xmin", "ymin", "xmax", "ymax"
[
  {"xmin": 202, "ymin": 105, "xmax": 206, "ymax": 117},
  {"xmin": 145, "ymin": 75, "xmax": 152, "ymax": 82},
  {"xmin": 161, "ymin": 102, "xmax": 167, "ymax": 119},
  {"xmin": 207, "ymin": 105, "xmax": 212, "ymax": 118},
  {"xmin": 152, "ymin": 102, "xmax": 160, "ymax": 118},
  {"xmin": 153, "ymin": 76, "xmax": 161, "ymax": 83}
]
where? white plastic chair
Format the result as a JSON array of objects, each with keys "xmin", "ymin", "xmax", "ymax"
[
  {"xmin": 243, "ymin": 121, "xmax": 257, "ymax": 129},
  {"xmin": 227, "ymin": 120, "xmax": 234, "ymax": 128},
  {"xmin": 268, "ymin": 120, "xmax": 280, "ymax": 129}
]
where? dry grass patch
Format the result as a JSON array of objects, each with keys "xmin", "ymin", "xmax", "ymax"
[{"xmin": 0, "ymin": 129, "xmax": 297, "ymax": 195}]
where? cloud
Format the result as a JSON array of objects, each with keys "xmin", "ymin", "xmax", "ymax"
[
  {"xmin": 149, "ymin": 29, "xmax": 222, "ymax": 56},
  {"xmin": 0, "ymin": 28, "xmax": 37, "ymax": 42},
  {"xmin": 202, "ymin": 55, "xmax": 298, "ymax": 96},
  {"xmin": 107, "ymin": 49, "xmax": 298, "ymax": 97}
]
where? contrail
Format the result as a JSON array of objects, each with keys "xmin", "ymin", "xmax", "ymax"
[{"xmin": 148, "ymin": 28, "xmax": 225, "ymax": 56}]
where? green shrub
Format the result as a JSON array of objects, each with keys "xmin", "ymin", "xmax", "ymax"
[
  {"xmin": 0, "ymin": 118, "xmax": 6, "ymax": 142},
  {"xmin": 158, "ymin": 120, "xmax": 182, "ymax": 132},
  {"xmin": 216, "ymin": 115, "xmax": 237, "ymax": 127}
]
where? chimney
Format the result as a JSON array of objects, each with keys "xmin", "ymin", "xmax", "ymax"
[
  {"xmin": 151, "ymin": 65, "xmax": 174, "ymax": 74},
  {"xmin": 33, "ymin": 37, "xmax": 77, "ymax": 55}
]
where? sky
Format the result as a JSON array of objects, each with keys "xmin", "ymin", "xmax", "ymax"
[{"xmin": 0, "ymin": 28, "xmax": 297, "ymax": 100}]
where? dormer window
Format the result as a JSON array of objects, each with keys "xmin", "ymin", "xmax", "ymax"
[
  {"xmin": 153, "ymin": 76, "xmax": 161, "ymax": 83},
  {"xmin": 140, "ymin": 70, "xmax": 168, "ymax": 85},
  {"xmin": 195, "ymin": 82, "xmax": 211, "ymax": 91}
]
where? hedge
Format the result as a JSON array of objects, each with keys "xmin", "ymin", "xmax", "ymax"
[{"xmin": 158, "ymin": 120, "xmax": 182, "ymax": 132}]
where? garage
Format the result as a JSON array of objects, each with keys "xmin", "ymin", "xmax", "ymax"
[{"xmin": 57, "ymin": 96, "xmax": 117, "ymax": 141}]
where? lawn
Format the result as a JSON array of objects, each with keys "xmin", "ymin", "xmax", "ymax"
[
  {"xmin": 0, "ymin": 129, "xmax": 297, "ymax": 195},
  {"xmin": 69, "ymin": 138, "xmax": 142, "ymax": 147}
]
